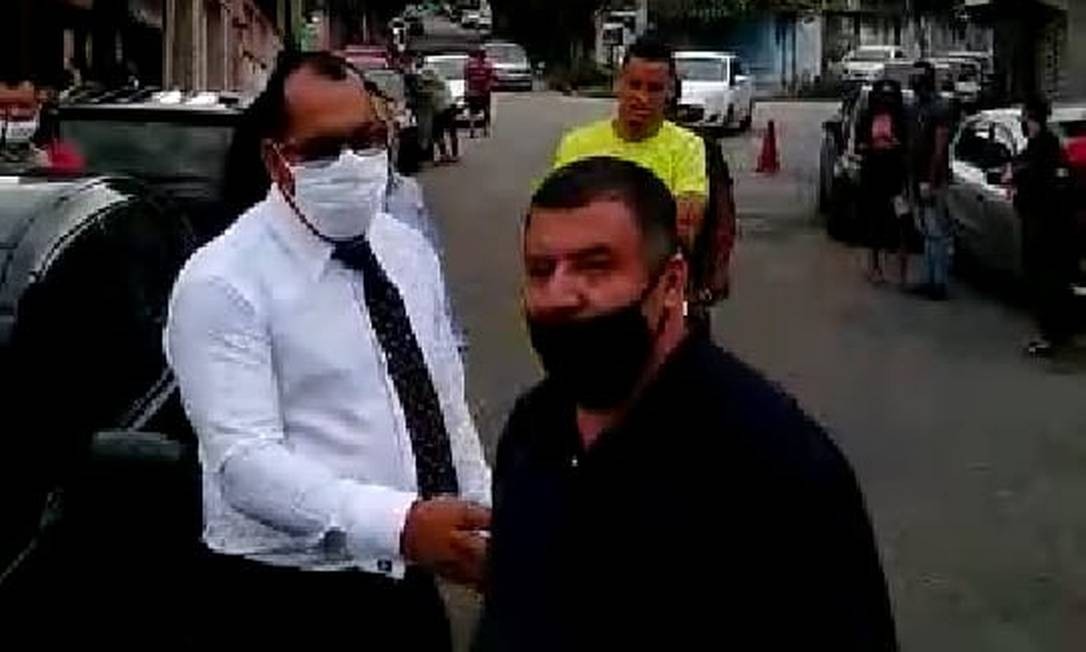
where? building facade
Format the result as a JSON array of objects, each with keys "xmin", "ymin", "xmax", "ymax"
[{"xmin": 3, "ymin": 0, "xmax": 301, "ymax": 95}]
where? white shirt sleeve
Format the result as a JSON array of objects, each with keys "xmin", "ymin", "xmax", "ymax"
[{"xmin": 166, "ymin": 274, "xmax": 417, "ymax": 567}]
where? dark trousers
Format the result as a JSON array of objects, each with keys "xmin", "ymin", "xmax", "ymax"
[
  {"xmin": 1024, "ymin": 221, "xmax": 1077, "ymax": 345},
  {"xmin": 433, "ymin": 108, "xmax": 460, "ymax": 159},
  {"xmin": 203, "ymin": 553, "xmax": 453, "ymax": 649}
]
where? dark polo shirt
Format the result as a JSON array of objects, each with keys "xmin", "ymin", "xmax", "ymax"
[{"xmin": 476, "ymin": 333, "xmax": 897, "ymax": 651}]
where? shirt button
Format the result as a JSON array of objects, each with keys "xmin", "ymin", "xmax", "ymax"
[
  {"xmin": 378, "ymin": 559, "xmax": 393, "ymax": 573},
  {"xmin": 571, "ymin": 456, "xmax": 579, "ymax": 468}
]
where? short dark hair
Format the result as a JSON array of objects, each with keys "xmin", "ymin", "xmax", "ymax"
[
  {"xmin": 622, "ymin": 35, "xmax": 676, "ymax": 75},
  {"xmin": 1024, "ymin": 95, "xmax": 1051, "ymax": 124},
  {"xmin": 221, "ymin": 51, "xmax": 365, "ymax": 215},
  {"xmin": 528, "ymin": 157, "xmax": 679, "ymax": 274},
  {"xmin": 249, "ymin": 50, "xmax": 364, "ymax": 141}
]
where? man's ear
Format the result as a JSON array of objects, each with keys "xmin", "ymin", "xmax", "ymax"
[{"xmin": 662, "ymin": 253, "xmax": 688, "ymax": 309}]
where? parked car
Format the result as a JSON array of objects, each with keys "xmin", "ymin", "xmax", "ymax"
[
  {"xmin": 483, "ymin": 41, "xmax": 534, "ymax": 91},
  {"xmin": 424, "ymin": 53, "xmax": 470, "ymax": 122},
  {"xmin": 948, "ymin": 106, "xmax": 1086, "ymax": 286},
  {"xmin": 820, "ymin": 82, "xmax": 962, "ymax": 240},
  {"xmin": 673, "ymin": 51, "xmax": 755, "ymax": 135},
  {"xmin": 461, "ymin": 9, "xmax": 480, "ymax": 29},
  {"xmin": 341, "ymin": 43, "xmax": 393, "ymax": 71},
  {"xmin": 56, "ymin": 89, "xmax": 246, "ymax": 243},
  {"xmin": 0, "ymin": 174, "xmax": 201, "ymax": 625},
  {"xmin": 836, "ymin": 45, "xmax": 908, "ymax": 84}
]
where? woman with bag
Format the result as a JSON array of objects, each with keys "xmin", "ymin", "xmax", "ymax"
[{"xmin": 857, "ymin": 79, "xmax": 909, "ymax": 287}]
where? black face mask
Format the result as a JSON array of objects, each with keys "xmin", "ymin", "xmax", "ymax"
[{"xmin": 527, "ymin": 281, "xmax": 664, "ymax": 411}]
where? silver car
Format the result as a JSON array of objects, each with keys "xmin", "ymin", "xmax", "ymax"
[{"xmin": 948, "ymin": 107, "xmax": 1086, "ymax": 283}]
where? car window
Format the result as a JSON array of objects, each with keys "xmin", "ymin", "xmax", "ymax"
[
  {"xmin": 60, "ymin": 118, "xmax": 234, "ymax": 184},
  {"xmin": 954, "ymin": 120, "xmax": 993, "ymax": 168},
  {"xmin": 427, "ymin": 58, "xmax": 467, "ymax": 80},
  {"xmin": 955, "ymin": 120, "xmax": 1012, "ymax": 171},
  {"xmin": 676, "ymin": 59, "xmax": 726, "ymax": 82}
]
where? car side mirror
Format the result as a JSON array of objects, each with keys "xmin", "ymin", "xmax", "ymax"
[
  {"xmin": 734, "ymin": 74, "xmax": 750, "ymax": 84},
  {"xmin": 91, "ymin": 430, "xmax": 185, "ymax": 466}
]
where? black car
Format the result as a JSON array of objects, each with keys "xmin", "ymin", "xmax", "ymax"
[
  {"xmin": 0, "ymin": 175, "xmax": 202, "ymax": 626},
  {"xmin": 57, "ymin": 90, "xmax": 246, "ymax": 242}
]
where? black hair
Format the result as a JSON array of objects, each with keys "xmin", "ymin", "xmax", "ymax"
[
  {"xmin": 221, "ymin": 50, "xmax": 365, "ymax": 215},
  {"xmin": 622, "ymin": 35, "xmax": 676, "ymax": 75},
  {"xmin": 913, "ymin": 60, "xmax": 935, "ymax": 81},
  {"xmin": 1023, "ymin": 95, "xmax": 1051, "ymax": 124},
  {"xmin": 249, "ymin": 50, "xmax": 363, "ymax": 141},
  {"xmin": 529, "ymin": 157, "xmax": 679, "ymax": 273}
]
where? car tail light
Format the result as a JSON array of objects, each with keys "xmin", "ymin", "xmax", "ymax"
[{"xmin": 1066, "ymin": 137, "xmax": 1086, "ymax": 169}]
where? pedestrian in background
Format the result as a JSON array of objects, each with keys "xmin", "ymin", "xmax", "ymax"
[
  {"xmin": 423, "ymin": 66, "xmax": 460, "ymax": 164},
  {"xmin": 857, "ymin": 79, "xmax": 908, "ymax": 287},
  {"xmin": 1009, "ymin": 96, "xmax": 1077, "ymax": 357},
  {"xmin": 476, "ymin": 157, "xmax": 897, "ymax": 651},
  {"xmin": 553, "ymin": 35, "xmax": 706, "ymax": 254},
  {"xmin": 465, "ymin": 47, "xmax": 495, "ymax": 138},
  {"xmin": 908, "ymin": 61, "xmax": 954, "ymax": 301},
  {"xmin": 168, "ymin": 52, "xmax": 490, "ymax": 646}
]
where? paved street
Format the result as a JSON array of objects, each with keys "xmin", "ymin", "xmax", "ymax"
[{"xmin": 419, "ymin": 93, "xmax": 1086, "ymax": 651}]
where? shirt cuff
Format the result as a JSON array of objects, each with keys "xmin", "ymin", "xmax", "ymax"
[{"xmin": 335, "ymin": 480, "xmax": 417, "ymax": 577}]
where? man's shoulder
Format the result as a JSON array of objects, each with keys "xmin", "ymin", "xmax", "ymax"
[
  {"xmin": 684, "ymin": 341, "xmax": 848, "ymax": 477},
  {"xmin": 660, "ymin": 121, "xmax": 703, "ymax": 148},
  {"xmin": 176, "ymin": 203, "xmax": 272, "ymax": 291},
  {"xmin": 563, "ymin": 119, "xmax": 614, "ymax": 146}
]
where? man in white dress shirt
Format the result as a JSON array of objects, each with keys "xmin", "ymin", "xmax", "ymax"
[{"xmin": 166, "ymin": 52, "xmax": 491, "ymax": 647}]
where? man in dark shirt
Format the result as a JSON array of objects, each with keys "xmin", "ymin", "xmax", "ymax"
[
  {"xmin": 464, "ymin": 48, "xmax": 495, "ymax": 138},
  {"xmin": 1011, "ymin": 97, "xmax": 1076, "ymax": 356},
  {"xmin": 908, "ymin": 61, "xmax": 954, "ymax": 300},
  {"xmin": 476, "ymin": 157, "xmax": 897, "ymax": 651}
]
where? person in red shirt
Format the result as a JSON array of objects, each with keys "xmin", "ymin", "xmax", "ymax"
[{"xmin": 464, "ymin": 49, "xmax": 495, "ymax": 138}]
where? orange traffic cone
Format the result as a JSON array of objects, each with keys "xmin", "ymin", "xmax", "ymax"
[{"xmin": 756, "ymin": 119, "xmax": 780, "ymax": 175}]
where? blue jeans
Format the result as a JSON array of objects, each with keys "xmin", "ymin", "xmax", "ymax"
[{"xmin": 916, "ymin": 187, "xmax": 952, "ymax": 289}]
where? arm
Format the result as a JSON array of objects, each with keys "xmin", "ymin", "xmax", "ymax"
[
  {"xmin": 166, "ymin": 276, "xmax": 416, "ymax": 572},
  {"xmin": 676, "ymin": 135, "xmax": 709, "ymax": 251}
]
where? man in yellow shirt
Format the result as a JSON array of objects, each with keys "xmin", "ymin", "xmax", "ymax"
[{"xmin": 554, "ymin": 37, "xmax": 707, "ymax": 249}]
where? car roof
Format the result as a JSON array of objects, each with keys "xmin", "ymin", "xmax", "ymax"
[
  {"xmin": 0, "ymin": 176, "xmax": 138, "ymax": 339},
  {"xmin": 675, "ymin": 51, "xmax": 737, "ymax": 61},
  {"xmin": 855, "ymin": 45, "xmax": 901, "ymax": 51},
  {"xmin": 426, "ymin": 54, "xmax": 469, "ymax": 61}
]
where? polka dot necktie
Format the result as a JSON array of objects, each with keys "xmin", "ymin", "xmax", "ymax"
[{"xmin": 334, "ymin": 237, "xmax": 459, "ymax": 498}]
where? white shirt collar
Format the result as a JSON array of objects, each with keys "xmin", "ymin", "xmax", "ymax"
[{"xmin": 263, "ymin": 185, "xmax": 336, "ymax": 283}]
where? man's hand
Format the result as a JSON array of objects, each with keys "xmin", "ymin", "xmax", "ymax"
[{"xmin": 401, "ymin": 497, "xmax": 491, "ymax": 588}]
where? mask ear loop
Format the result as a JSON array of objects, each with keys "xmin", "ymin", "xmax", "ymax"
[{"xmin": 271, "ymin": 142, "xmax": 348, "ymax": 245}]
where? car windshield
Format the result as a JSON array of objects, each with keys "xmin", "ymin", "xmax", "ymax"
[
  {"xmin": 852, "ymin": 49, "xmax": 892, "ymax": 62},
  {"xmin": 60, "ymin": 118, "xmax": 233, "ymax": 182},
  {"xmin": 676, "ymin": 59, "xmax": 727, "ymax": 82},
  {"xmin": 485, "ymin": 45, "xmax": 527, "ymax": 65},
  {"xmin": 366, "ymin": 70, "xmax": 406, "ymax": 103},
  {"xmin": 428, "ymin": 58, "xmax": 466, "ymax": 80}
]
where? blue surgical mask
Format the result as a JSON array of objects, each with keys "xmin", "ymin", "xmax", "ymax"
[{"xmin": 287, "ymin": 148, "xmax": 390, "ymax": 242}]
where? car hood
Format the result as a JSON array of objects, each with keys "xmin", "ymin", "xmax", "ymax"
[
  {"xmin": 493, "ymin": 62, "xmax": 530, "ymax": 73},
  {"xmin": 844, "ymin": 61, "xmax": 886, "ymax": 73},
  {"xmin": 681, "ymin": 81, "xmax": 727, "ymax": 106}
]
